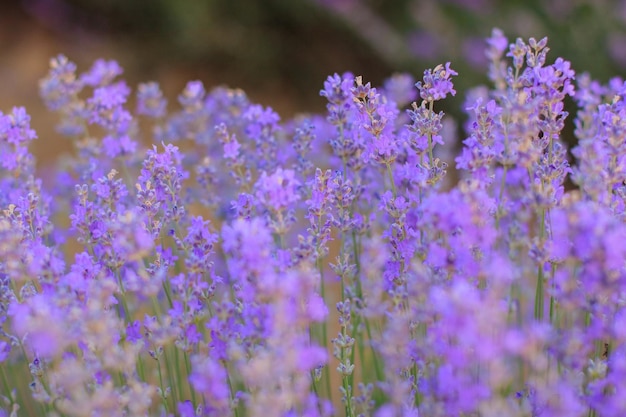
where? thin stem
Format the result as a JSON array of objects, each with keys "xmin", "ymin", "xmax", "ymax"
[
  {"xmin": 162, "ymin": 280, "xmax": 174, "ymax": 309},
  {"xmin": 534, "ymin": 172, "xmax": 547, "ymax": 322},
  {"xmin": 184, "ymin": 351, "xmax": 198, "ymax": 407},
  {"xmin": 427, "ymin": 101, "xmax": 435, "ymax": 166},
  {"xmin": 174, "ymin": 347, "xmax": 184, "ymax": 403},
  {"xmin": 317, "ymin": 257, "xmax": 333, "ymax": 403},
  {"xmin": 156, "ymin": 356, "xmax": 170, "ymax": 413},
  {"xmin": 0, "ymin": 364, "xmax": 17, "ymax": 410},
  {"xmin": 386, "ymin": 162, "xmax": 397, "ymax": 199},
  {"xmin": 225, "ymin": 363, "xmax": 240, "ymax": 417},
  {"xmin": 137, "ymin": 354, "xmax": 146, "ymax": 382},
  {"xmin": 163, "ymin": 347, "xmax": 179, "ymax": 407},
  {"xmin": 364, "ymin": 318, "xmax": 383, "ymax": 382},
  {"xmin": 114, "ymin": 270, "xmax": 132, "ymax": 323},
  {"xmin": 495, "ymin": 165, "xmax": 508, "ymax": 230},
  {"xmin": 534, "ymin": 265, "xmax": 545, "ymax": 321},
  {"xmin": 549, "ymin": 263, "xmax": 557, "ymax": 324}
]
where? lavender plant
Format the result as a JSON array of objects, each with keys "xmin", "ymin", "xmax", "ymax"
[{"xmin": 1, "ymin": 29, "xmax": 626, "ymax": 417}]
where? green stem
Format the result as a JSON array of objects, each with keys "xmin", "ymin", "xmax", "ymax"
[
  {"xmin": 534, "ymin": 191, "xmax": 547, "ymax": 321},
  {"xmin": 351, "ymin": 231, "xmax": 360, "ymax": 276},
  {"xmin": 342, "ymin": 367, "xmax": 354, "ymax": 417},
  {"xmin": 174, "ymin": 348, "xmax": 184, "ymax": 402},
  {"xmin": 549, "ymin": 264, "xmax": 556, "ymax": 324},
  {"xmin": 137, "ymin": 354, "xmax": 146, "ymax": 382},
  {"xmin": 495, "ymin": 165, "xmax": 508, "ymax": 230},
  {"xmin": 162, "ymin": 280, "xmax": 174, "ymax": 309},
  {"xmin": 114, "ymin": 270, "xmax": 132, "ymax": 324},
  {"xmin": 156, "ymin": 357, "xmax": 170, "ymax": 413},
  {"xmin": 317, "ymin": 258, "xmax": 333, "ymax": 403},
  {"xmin": 413, "ymin": 362, "xmax": 420, "ymax": 407},
  {"xmin": 164, "ymin": 348, "xmax": 179, "ymax": 407},
  {"xmin": 117, "ymin": 294, "xmax": 132, "ymax": 324},
  {"xmin": 18, "ymin": 341, "xmax": 50, "ymax": 416},
  {"xmin": 364, "ymin": 319, "xmax": 383, "ymax": 382},
  {"xmin": 184, "ymin": 351, "xmax": 198, "ymax": 407},
  {"xmin": 386, "ymin": 163, "xmax": 397, "ymax": 199},
  {"xmin": 151, "ymin": 296, "xmax": 164, "ymax": 324},
  {"xmin": 225, "ymin": 363, "xmax": 240, "ymax": 417},
  {"xmin": 0, "ymin": 364, "xmax": 17, "ymax": 409},
  {"xmin": 311, "ymin": 369, "xmax": 320, "ymax": 397},
  {"xmin": 534, "ymin": 267, "xmax": 545, "ymax": 321},
  {"xmin": 427, "ymin": 101, "xmax": 435, "ymax": 166}
]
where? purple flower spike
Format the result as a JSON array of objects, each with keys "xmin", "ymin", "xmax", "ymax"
[
  {"xmin": 255, "ymin": 167, "xmax": 301, "ymax": 211},
  {"xmin": 189, "ymin": 355, "xmax": 232, "ymax": 416},
  {"xmin": 9, "ymin": 294, "xmax": 68, "ymax": 358},
  {"xmin": 80, "ymin": 58, "xmax": 124, "ymax": 87},
  {"xmin": 0, "ymin": 107, "xmax": 37, "ymax": 174},
  {"xmin": 415, "ymin": 62, "xmax": 458, "ymax": 102},
  {"xmin": 179, "ymin": 80, "xmax": 206, "ymax": 110},
  {"xmin": 39, "ymin": 54, "xmax": 82, "ymax": 111},
  {"xmin": 137, "ymin": 82, "xmax": 167, "ymax": 118}
]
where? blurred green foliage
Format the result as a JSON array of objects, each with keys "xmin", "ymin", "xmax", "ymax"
[
  {"xmin": 25, "ymin": 0, "xmax": 626, "ymax": 95},
  {"xmin": 33, "ymin": 0, "xmax": 394, "ymax": 112}
]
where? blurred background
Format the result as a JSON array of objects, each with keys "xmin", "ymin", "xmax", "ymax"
[{"xmin": 3, "ymin": 0, "xmax": 626, "ymax": 164}]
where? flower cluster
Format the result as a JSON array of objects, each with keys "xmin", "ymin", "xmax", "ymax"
[{"xmin": 1, "ymin": 29, "xmax": 626, "ymax": 417}]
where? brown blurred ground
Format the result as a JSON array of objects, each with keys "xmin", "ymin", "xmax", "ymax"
[
  {"xmin": 0, "ymin": 4, "xmax": 300, "ymax": 165},
  {"xmin": 0, "ymin": 2, "xmax": 393, "ymax": 171}
]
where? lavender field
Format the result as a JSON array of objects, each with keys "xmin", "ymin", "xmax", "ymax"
[{"xmin": 1, "ymin": 28, "xmax": 626, "ymax": 416}]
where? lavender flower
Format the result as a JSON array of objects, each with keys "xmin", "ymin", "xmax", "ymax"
[
  {"xmin": 137, "ymin": 82, "xmax": 168, "ymax": 119},
  {"xmin": 0, "ymin": 107, "xmax": 37, "ymax": 176},
  {"xmin": 80, "ymin": 59, "xmax": 124, "ymax": 87},
  {"xmin": 415, "ymin": 62, "xmax": 458, "ymax": 102},
  {"xmin": 39, "ymin": 54, "xmax": 82, "ymax": 111},
  {"xmin": 4, "ymin": 29, "xmax": 626, "ymax": 417}
]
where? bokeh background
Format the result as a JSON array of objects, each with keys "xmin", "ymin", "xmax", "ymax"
[{"xmin": 3, "ymin": 0, "xmax": 626, "ymax": 167}]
